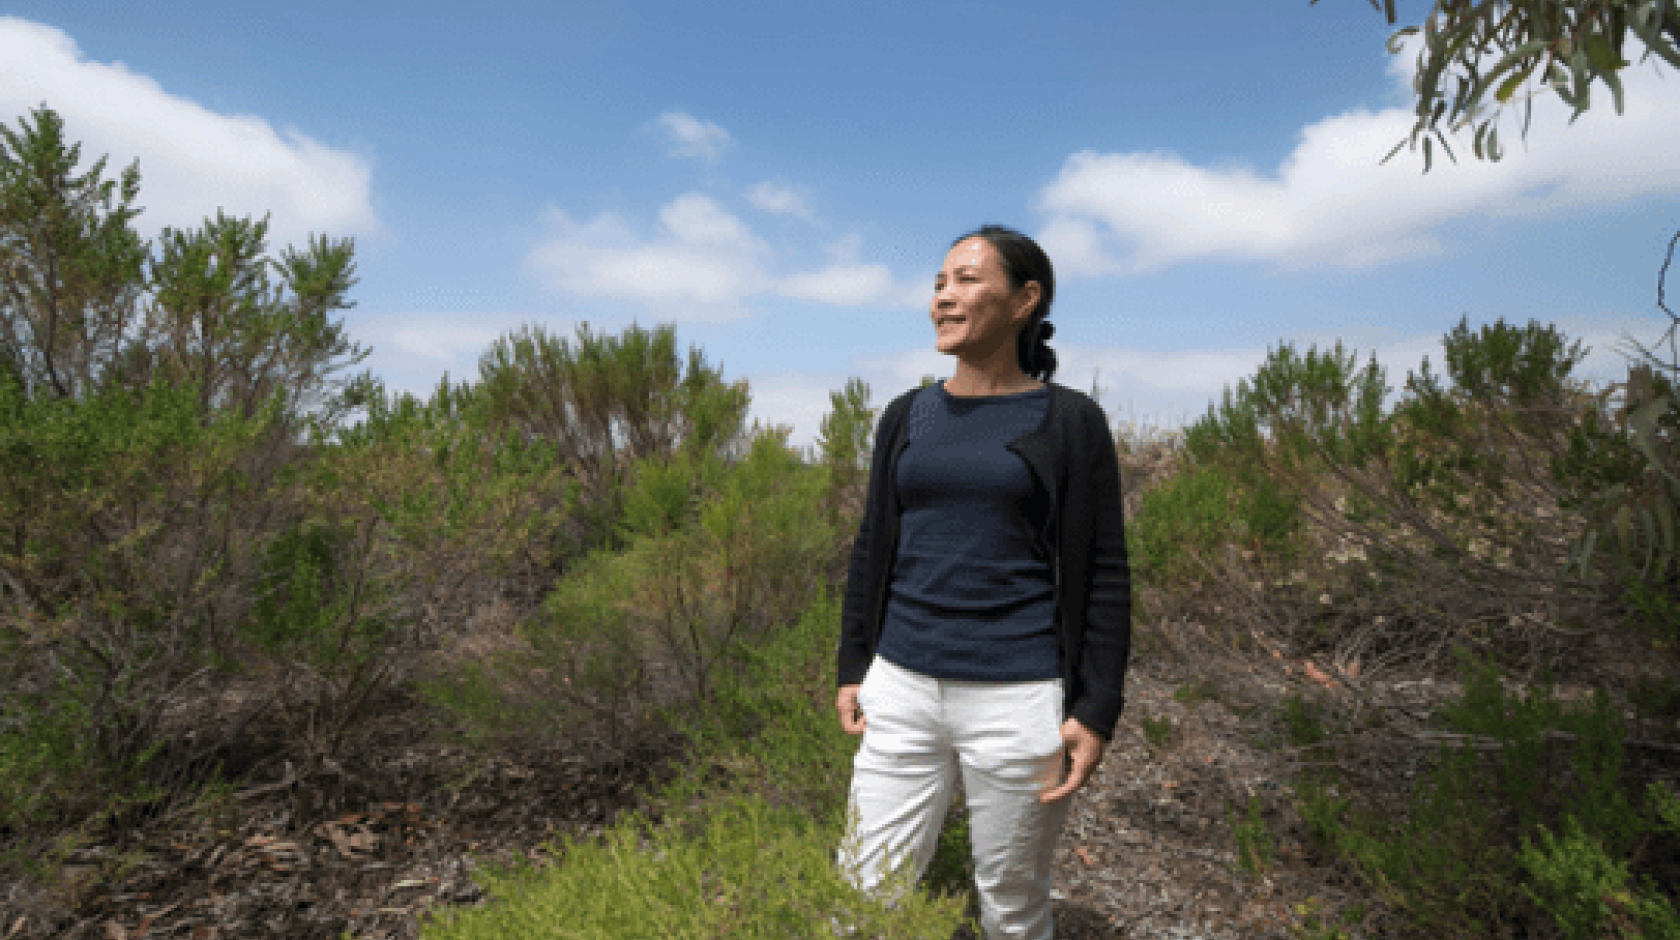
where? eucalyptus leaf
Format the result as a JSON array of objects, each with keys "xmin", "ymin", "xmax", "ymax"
[
  {"xmin": 1604, "ymin": 64, "xmax": 1626, "ymax": 116},
  {"xmin": 1648, "ymin": 34, "xmax": 1680, "ymax": 70},
  {"xmin": 1388, "ymin": 25, "xmax": 1420, "ymax": 55},
  {"xmin": 1583, "ymin": 33, "xmax": 1628, "ymax": 72},
  {"xmin": 1380, "ymin": 136, "xmax": 1409, "ymax": 166}
]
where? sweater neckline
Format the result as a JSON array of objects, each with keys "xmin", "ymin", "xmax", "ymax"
[{"xmin": 939, "ymin": 378, "xmax": 1047, "ymax": 399}]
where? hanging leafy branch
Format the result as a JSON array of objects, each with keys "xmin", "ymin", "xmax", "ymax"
[{"xmin": 1317, "ymin": 0, "xmax": 1680, "ymax": 171}]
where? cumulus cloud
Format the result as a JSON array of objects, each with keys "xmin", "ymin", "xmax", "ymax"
[
  {"xmin": 646, "ymin": 111, "xmax": 732, "ymax": 164},
  {"xmin": 526, "ymin": 198, "xmax": 923, "ymax": 317},
  {"xmin": 0, "ymin": 16, "xmax": 380, "ymax": 249},
  {"xmin": 525, "ymin": 193, "xmax": 772, "ymax": 318},
  {"xmin": 746, "ymin": 180, "xmax": 814, "ymax": 220},
  {"xmin": 777, "ymin": 233, "xmax": 896, "ymax": 305},
  {"xmin": 1034, "ymin": 32, "xmax": 1680, "ymax": 278}
]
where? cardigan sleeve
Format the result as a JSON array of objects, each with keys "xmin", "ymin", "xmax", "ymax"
[
  {"xmin": 835, "ymin": 397, "xmax": 901, "ymax": 688},
  {"xmin": 1067, "ymin": 404, "xmax": 1134, "ymax": 741}
]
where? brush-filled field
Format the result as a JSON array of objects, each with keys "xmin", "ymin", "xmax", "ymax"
[{"xmin": 6, "ymin": 106, "xmax": 1680, "ymax": 940}]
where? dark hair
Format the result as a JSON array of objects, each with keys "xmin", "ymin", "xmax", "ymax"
[{"xmin": 950, "ymin": 224, "xmax": 1058, "ymax": 384}]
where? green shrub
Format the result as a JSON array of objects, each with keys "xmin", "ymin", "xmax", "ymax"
[
  {"xmin": 1141, "ymin": 714, "xmax": 1174, "ymax": 750},
  {"xmin": 1228, "ymin": 796, "xmax": 1274, "ymax": 875},
  {"xmin": 1129, "ymin": 459, "xmax": 1302, "ymax": 587},
  {"xmin": 423, "ymin": 582, "xmax": 981, "ymax": 940},
  {"xmin": 1280, "ymin": 693, "xmax": 1326, "ymax": 748},
  {"xmin": 1295, "ymin": 649, "xmax": 1672, "ymax": 937},
  {"xmin": 0, "ymin": 376, "xmax": 277, "ymax": 829},
  {"xmin": 419, "ymin": 788, "xmax": 975, "ymax": 940},
  {"xmin": 1174, "ymin": 679, "xmax": 1218, "ymax": 706},
  {"xmin": 1520, "ymin": 811, "xmax": 1680, "ymax": 940}
]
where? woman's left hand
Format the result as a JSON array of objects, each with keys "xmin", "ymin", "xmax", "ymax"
[{"xmin": 1039, "ymin": 717, "xmax": 1105, "ymax": 803}]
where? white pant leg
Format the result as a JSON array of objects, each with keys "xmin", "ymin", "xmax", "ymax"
[
  {"xmin": 949, "ymin": 675, "xmax": 1070, "ymax": 940},
  {"xmin": 837, "ymin": 658, "xmax": 1069, "ymax": 940},
  {"xmin": 836, "ymin": 657, "xmax": 956, "ymax": 910}
]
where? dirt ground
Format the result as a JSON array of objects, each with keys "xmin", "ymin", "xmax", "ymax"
[{"xmin": 5, "ymin": 612, "xmax": 1680, "ymax": 940}]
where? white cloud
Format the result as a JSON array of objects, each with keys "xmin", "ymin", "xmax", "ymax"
[
  {"xmin": 777, "ymin": 233, "xmax": 895, "ymax": 305},
  {"xmin": 526, "ymin": 200, "xmax": 923, "ymax": 316},
  {"xmin": 525, "ymin": 193, "xmax": 771, "ymax": 318},
  {"xmin": 647, "ymin": 111, "xmax": 732, "ymax": 164},
  {"xmin": 1034, "ymin": 32, "xmax": 1680, "ymax": 278},
  {"xmin": 779, "ymin": 263, "xmax": 894, "ymax": 305},
  {"xmin": 0, "ymin": 16, "xmax": 380, "ymax": 249},
  {"xmin": 746, "ymin": 180, "xmax": 814, "ymax": 220}
]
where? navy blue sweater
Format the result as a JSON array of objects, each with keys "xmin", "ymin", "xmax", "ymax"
[{"xmin": 837, "ymin": 378, "xmax": 1134, "ymax": 742}]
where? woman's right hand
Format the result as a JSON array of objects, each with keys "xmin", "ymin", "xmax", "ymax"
[{"xmin": 836, "ymin": 684, "xmax": 866, "ymax": 735}]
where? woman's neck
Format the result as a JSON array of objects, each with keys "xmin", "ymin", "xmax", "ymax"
[{"xmin": 945, "ymin": 371, "xmax": 1041, "ymax": 396}]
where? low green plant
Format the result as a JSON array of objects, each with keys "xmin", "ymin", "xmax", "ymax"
[
  {"xmin": 1292, "ymin": 648, "xmax": 1674, "ymax": 937},
  {"xmin": 1296, "ymin": 776, "xmax": 1352, "ymax": 854},
  {"xmin": 1280, "ymin": 693, "xmax": 1326, "ymax": 748},
  {"xmin": 1228, "ymin": 795, "xmax": 1275, "ymax": 875},
  {"xmin": 923, "ymin": 809, "xmax": 976, "ymax": 911},
  {"xmin": 420, "ymin": 788, "xmax": 974, "ymax": 940},
  {"xmin": 1290, "ymin": 897, "xmax": 1356, "ymax": 940},
  {"xmin": 1174, "ymin": 679, "xmax": 1218, "ymax": 706},
  {"xmin": 421, "ymin": 582, "xmax": 981, "ymax": 940},
  {"xmin": 1141, "ymin": 714, "xmax": 1174, "ymax": 750},
  {"xmin": 1128, "ymin": 460, "xmax": 1302, "ymax": 589},
  {"xmin": 1519, "ymin": 809, "xmax": 1680, "ymax": 940}
]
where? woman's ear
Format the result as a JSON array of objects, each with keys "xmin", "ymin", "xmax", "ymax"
[{"xmin": 1017, "ymin": 281, "xmax": 1043, "ymax": 321}]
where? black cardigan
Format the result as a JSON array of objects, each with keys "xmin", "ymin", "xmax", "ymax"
[{"xmin": 836, "ymin": 380, "xmax": 1134, "ymax": 742}]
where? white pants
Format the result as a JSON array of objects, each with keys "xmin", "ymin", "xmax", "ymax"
[{"xmin": 837, "ymin": 656, "xmax": 1073, "ymax": 940}]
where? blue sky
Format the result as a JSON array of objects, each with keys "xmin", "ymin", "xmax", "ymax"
[{"xmin": 4, "ymin": 3, "xmax": 1679, "ymax": 461}]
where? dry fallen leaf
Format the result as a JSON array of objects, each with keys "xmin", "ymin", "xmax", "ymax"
[
  {"xmin": 1302, "ymin": 661, "xmax": 1339, "ymax": 690},
  {"xmin": 103, "ymin": 921, "xmax": 127, "ymax": 940},
  {"xmin": 316, "ymin": 821, "xmax": 380, "ymax": 857},
  {"xmin": 1075, "ymin": 846, "xmax": 1094, "ymax": 866}
]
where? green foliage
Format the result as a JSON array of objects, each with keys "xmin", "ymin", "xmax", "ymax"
[
  {"xmin": 0, "ymin": 665, "xmax": 164, "ymax": 832},
  {"xmin": 424, "ymin": 422, "xmax": 847, "ymax": 759},
  {"xmin": 1140, "ymin": 714, "xmax": 1174, "ymax": 749},
  {"xmin": 1186, "ymin": 337, "xmax": 1395, "ymax": 479},
  {"xmin": 1228, "ymin": 795, "xmax": 1275, "ymax": 875},
  {"xmin": 418, "ymin": 788, "xmax": 975, "ymax": 940},
  {"xmin": 247, "ymin": 517, "xmax": 391, "ymax": 671},
  {"xmin": 474, "ymin": 320, "xmax": 755, "ymax": 560},
  {"xmin": 0, "ymin": 105, "xmax": 385, "ymax": 834},
  {"xmin": 1128, "ymin": 460, "xmax": 1303, "ymax": 586},
  {"xmin": 148, "ymin": 211, "xmax": 369, "ymax": 422},
  {"xmin": 423, "ymin": 584, "xmax": 982, "ymax": 940},
  {"xmin": 1559, "ymin": 364, "xmax": 1680, "ymax": 603},
  {"xmin": 1290, "ymin": 897, "xmax": 1362, "ymax": 940},
  {"xmin": 0, "ymin": 374, "xmax": 276, "ymax": 824},
  {"xmin": 1320, "ymin": 0, "xmax": 1680, "ymax": 172},
  {"xmin": 0, "ymin": 105, "xmax": 148, "ymax": 400},
  {"xmin": 1280, "ymin": 693, "xmax": 1327, "ymax": 748},
  {"xmin": 1174, "ymin": 679, "xmax": 1219, "ymax": 706},
  {"xmin": 1180, "ymin": 315, "xmax": 1619, "ymax": 666},
  {"xmin": 1520, "ymin": 813, "xmax": 1680, "ymax": 940},
  {"xmin": 809, "ymin": 376, "xmax": 877, "ymax": 535},
  {"xmin": 1295, "ymin": 650, "xmax": 1674, "ymax": 937}
]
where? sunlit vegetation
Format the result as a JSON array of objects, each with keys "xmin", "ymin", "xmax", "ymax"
[{"xmin": 6, "ymin": 104, "xmax": 1680, "ymax": 939}]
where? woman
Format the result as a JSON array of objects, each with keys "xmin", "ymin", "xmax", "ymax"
[{"xmin": 833, "ymin": 225, "xmax": 1132, "ymax": 940}]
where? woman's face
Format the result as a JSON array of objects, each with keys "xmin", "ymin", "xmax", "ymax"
[{"xmin": 932, "ymin": 237, "xmax": 1038, "ymax": 357}]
